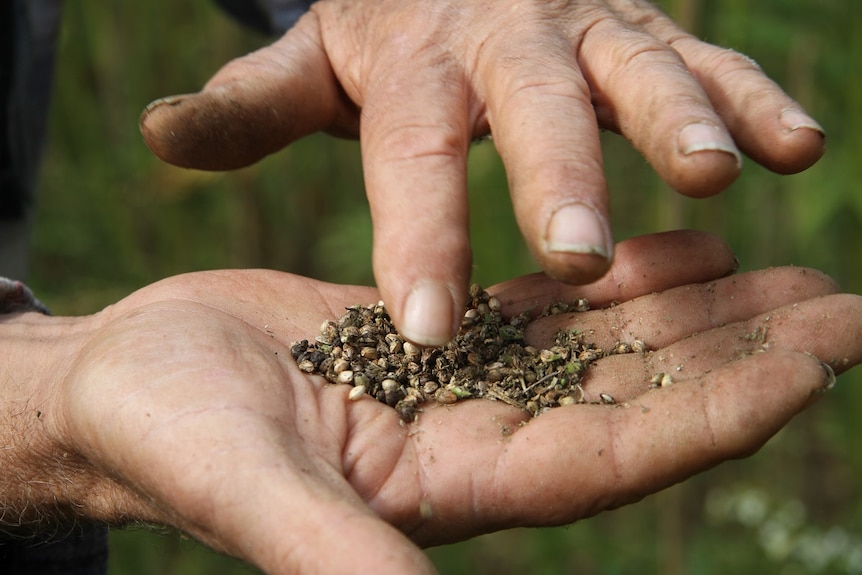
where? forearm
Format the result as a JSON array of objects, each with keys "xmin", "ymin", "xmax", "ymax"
[{"xmin": 0, "ymin": 314, "xmax": 108, "ymax": 535}]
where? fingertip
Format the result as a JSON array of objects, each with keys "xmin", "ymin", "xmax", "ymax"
[
  {"xmin": 616, "ymin": 229, "xmax": 739, "ymax": 279},
  {"xmin": 766, "ymin": 108, "xmax": 826, "ymax": 174},
  {"xmin": 669, "ymin": 122, "xmax": 743, "ymax": 197},
  {"xmin": 671, "ymin": 41, "xmax": 825, "ymax": 176},
  {"xmin": 139, "ymin": 94, "xmax": 197, "ymax": 167},
  {"xmin": 678, "ymin": 122, "xmax": 742, "ymax": 168},
  {"xmin": 397, "ymin": 280, "xmax": 462, "ymax": 347},
  {"xmin": 140, "ymin": 18, "xmax": 345, "ymax": 171},
  {"xmin": 542, "ymin": 253, "xmax": 614, "ymax": 286},
  {"xmin": 539, "ymin": 202, "xmax": 614, "ymax": 284},
  {"xmin": 779, "ymin": 108, "xmax": 825, "ymax": 135},
  {"xmin": 717, "ymin": 351, "xmax": 833, "ymax": 440},
  {"xmin": 544, "ymin": 202, "xmax": 614, "ymax": 259},
  {"xmin": 372, "ymin": 231, "xmax": 471, "ymax": 349},
  {"xmin": 140, "ymin": 88, "xmax": 289, "ymax": 170}
]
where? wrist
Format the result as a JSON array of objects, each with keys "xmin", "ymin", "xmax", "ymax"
[{"xmin": 0, "ymin": 312, "xmax": 114, "ymax": 534}]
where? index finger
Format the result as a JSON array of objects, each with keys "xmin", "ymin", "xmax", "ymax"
[{"xmin": 359, "ymin": 46, "xmax": 477, "ymax": 347}]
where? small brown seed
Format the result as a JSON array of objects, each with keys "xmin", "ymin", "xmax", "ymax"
[
  {"xmin": 386, "ymin": 334, "xmax": 402, "ymax": 354},
  {"xmin": 385, "ymin": 387, "xmax": 406, "ymax": 407},
  {"xmin": 462, "ymin": 308, "xmax": 480, "ymax": 326},
  {"xmin": 435, "ymin": 389, "xmax": 458, "ymax": 404},
  {"xmin": 298, "ymin": 360, "xmax": 315, "ymax": 373},
  {"xmin": 613, "ymin": 342, "xmax": 632, "ymax": 354},
  {"xmin": 360, "ymin": 346, "xmax": 378, "ymax": 360},
  {"xmin": 333, "ymin": 358, "xmax": 350, "ymax": 374},
  {"xmin": 423, "ymin": 380, "xmax": 440, "ymax": 395},
  {"xmin": 579, "ymin": 349, "xmax": 600, "ymax": 363},
  {"xmin": 403, "ymin": 341, "xmax": 420, "ymax": 360},
  {"xmin": 319, "ymin": 320, "xmax": 339, "ymax": 340},
  {"xmin": 486, "ymin": 368, "xmax": 504, "ymax": 383},
  {"xmin": 340, "ymin": 325, "xmax": 360, "ymax": 342},
  {"xmin": 395, "ymin": 396, "xmax": 419, "ymax": 422},
  {"xmin": 360, "ymin": 324, "xmax": 377, "ymax": 339},
  {"xmin": 290, "ymin": 340, "xmax": 309, "ymax": 359}
]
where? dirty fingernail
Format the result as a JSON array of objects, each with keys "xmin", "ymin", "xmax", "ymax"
[
  {"xmin": 679, "ymin": 122, "xmax": 742, "ymax": 168},
  {"xmin": 141, "ymin": 95, "xmax": 186, "ymax": 119},
  {"xmin": 545, "ymin": 202, "xmax": 613, "ymax": 260},
  {"xmin": 779, "ymin": 108, "xmax": 825, "ymax": 135},
  {"xmin": 401, "ymin": 280, "xmax": 456, "ymax": 347}
]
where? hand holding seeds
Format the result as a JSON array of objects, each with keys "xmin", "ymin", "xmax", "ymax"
[
  {"xmin": 13, "ymin": 231, "xmax": 860, "ymax": 575},
  {"xmin": 140, "ymin": 0, "xmax": 825, "ymax": 347}
]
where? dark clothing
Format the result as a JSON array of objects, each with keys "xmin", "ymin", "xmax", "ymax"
[
  {"xmin": 0, "ymin": 0, "xmax": 61, "ymax": 279},
  {"xmin": 215, "ymin": 0, "xmax": 317, "ymax": 35},
  {"xmin": 1, "ymin": 1, "xmax": 313, "ymax": 573},
  {"xmin": 0, "ymin": 0, "xmax": 60, "ymax": 223},
  {"xmin": 0, "ymin": 526, "xmax": 109, "ymax": 575}
]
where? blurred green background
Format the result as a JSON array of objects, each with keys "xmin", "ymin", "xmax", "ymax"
[{"xmin": 30, "ymin": 0, "xmax": 862, "ymax": 573}]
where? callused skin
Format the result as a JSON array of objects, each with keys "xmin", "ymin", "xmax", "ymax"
[
  {"xmin": 140, "ymin": 0, "xmax": 825, "ymax": 348},
  {"xmin": 2, "ymin": 232, "xmax": 859, "ymax": 575}
]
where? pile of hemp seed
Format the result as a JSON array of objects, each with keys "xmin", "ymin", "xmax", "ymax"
[{"xmin": 290, "ymin": 284, "xmax": 655, "ymax": 422}]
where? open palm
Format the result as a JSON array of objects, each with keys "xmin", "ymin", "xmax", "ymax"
[{"xmin": 47, "ymin": 232, "xmax": 860, "ymax": 574}]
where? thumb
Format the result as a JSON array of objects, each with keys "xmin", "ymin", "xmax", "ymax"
[
  {"xmin": 136, "ymin": 419, "xmax": 438, "ymax": 574},
  {"xmin": 229, "ymin": 478, "xmax": 439, "ymax": 574},
  {"xmin": 139, "ymin": 13, "xmax": 355, "ymax": 170}
]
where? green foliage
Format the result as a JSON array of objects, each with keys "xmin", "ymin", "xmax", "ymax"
[{"xmin": 28, "ymin": 0, "xmax": 862, "ymax": 573}]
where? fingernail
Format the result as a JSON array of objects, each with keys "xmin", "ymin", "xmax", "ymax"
[
  {"xmin": 545, "ymin": 202, "xmax": 613, "ymax": 260},
  {"xmin": 401, "ymin": 280, "xmax": 456, "ymax": 347},
  {"xmin": 142, "ymin": 95, "xmax": 186, "ymax": 116},
  {"xmin": 679, "ymin": 122, "xmax": 742, "ymax": 168},
  {"xmin": 779, "ymin": 108, "xmax": 825, "ymax": 135},
  {"xmin": 819, "ymin": 360, "xmax": 837, "ymax": 392}
]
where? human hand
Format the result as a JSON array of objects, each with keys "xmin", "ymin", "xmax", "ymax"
[
  {"xmin": 7, "ymin": 231, "xmax": 856, "ymax": 574},
  {"xmin": 140, "ymin": 0, "xmax": 826, "ymax": 346}
]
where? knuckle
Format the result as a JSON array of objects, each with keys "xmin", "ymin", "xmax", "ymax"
[
  {"xmin": 702, "ymin": 46, "xmax": 764, "ymax": 78},
  {"xmin": 365, "ymin": 119, "xmax": 466, "ymax": 166}
]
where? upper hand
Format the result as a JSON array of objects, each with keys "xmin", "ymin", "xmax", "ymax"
[
  {"xmin": 140, "ymin": 0, "xmax": 826, "ymax": 346},
  {"xmin": 16, "ymin": 231, "xmax": 857, "ymax": 575}
]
